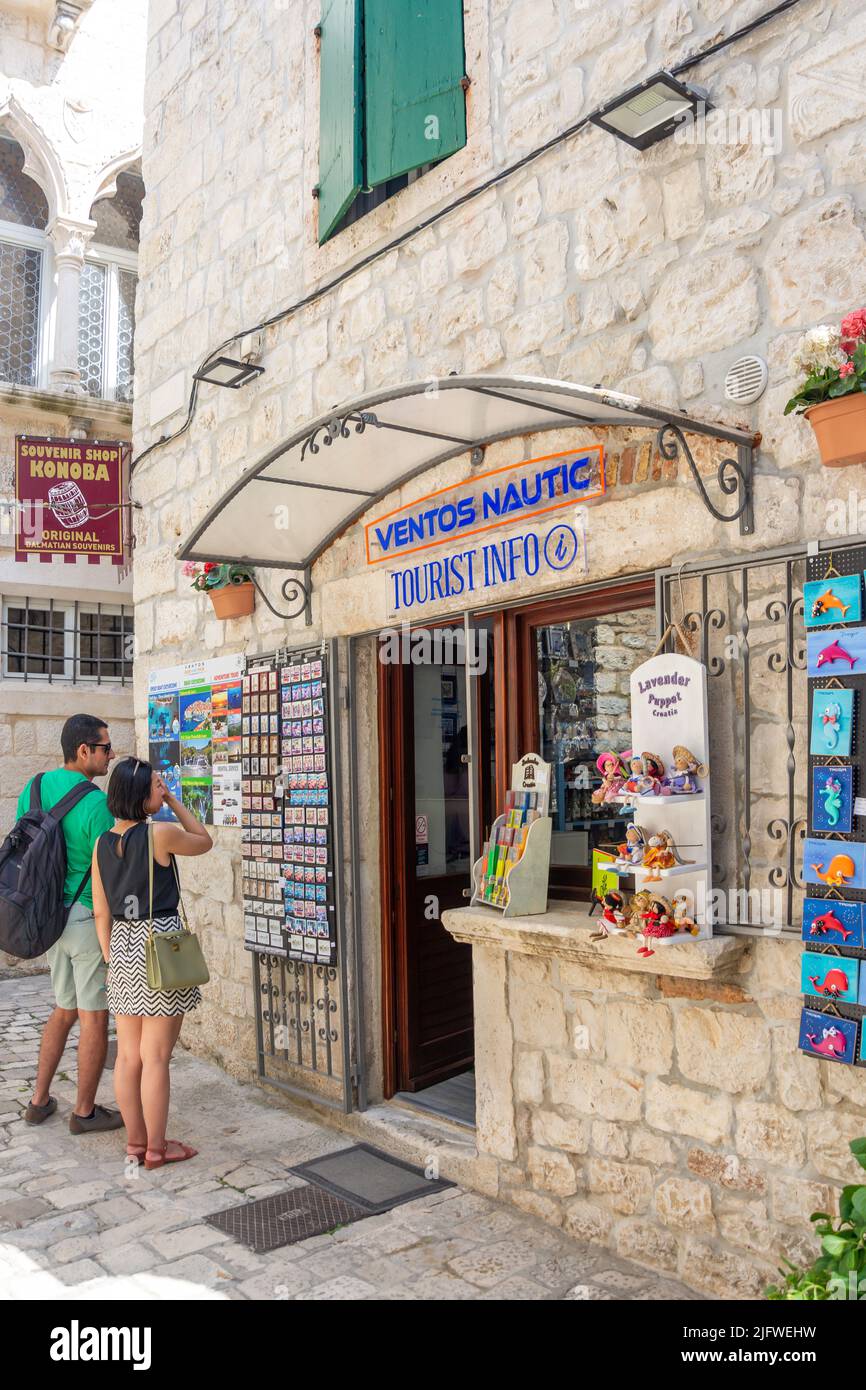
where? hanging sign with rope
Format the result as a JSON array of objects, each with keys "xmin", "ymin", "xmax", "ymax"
[{"xmin": 14, "ymin": 435, "xmax": 128, "ymax": 563}]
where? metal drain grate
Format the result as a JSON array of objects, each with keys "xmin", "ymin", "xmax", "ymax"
[
  {"xmin": 203, "ymin": 1184, "xmax": 369, "ymax": 1253},
  {"xmin": 288, "ymin": 1143, "xmax": 454, "ymax": 1214}
]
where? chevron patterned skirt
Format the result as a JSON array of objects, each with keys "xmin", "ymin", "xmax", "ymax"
[{"xmin": 107, "ymin": 915, "xmax": 202, "ymax": 1018}]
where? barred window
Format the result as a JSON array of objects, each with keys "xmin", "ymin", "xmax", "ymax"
[
  {"xmin": 90, "ymin": 170, "xmax": 144, "ymax": 252},
  {"xmin": 78, "ymin": 256, "xmax": 138, "ymax": 402},
  {"xmin": 0, "ymin": 239, "xmax": 42, "ymax": 387},
  {"xmin": 0, "ymin": 135, "xmax": 49, "ymax": 229},
  {"xmin": 0, "ymin": 134, "xmax": 47, "ymax": 388},
  {"xmin": 2, "ymin": 600, "xmax": 133, "ymax": 684}
]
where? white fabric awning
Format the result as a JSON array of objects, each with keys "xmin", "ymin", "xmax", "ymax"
[{"xmin": 178, "ymin": 375, "xmax": 756, "ymax": 570}]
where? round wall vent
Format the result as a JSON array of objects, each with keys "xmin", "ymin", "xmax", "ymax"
[{"xmin": 724, "ymin": 355, "xmax": 768, "ymax": 405}]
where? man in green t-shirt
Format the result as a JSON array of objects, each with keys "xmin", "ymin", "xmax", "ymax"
[{"xmin": 19, "ymin": 714, "xmax": 124, "ymax": 1135}]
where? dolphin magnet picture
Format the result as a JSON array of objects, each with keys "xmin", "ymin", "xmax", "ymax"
[
  {"xmin": 807, "ymin": 626, "xmax": 866, "ymax": 676},
  {"xmin": 804, "ymin": 575, "xmax": 862, "ymax": 628}
]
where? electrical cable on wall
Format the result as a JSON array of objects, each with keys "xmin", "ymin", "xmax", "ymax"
[{"xmin": 130, "ymin": 0, "xmax": 805, "ymax": 482}]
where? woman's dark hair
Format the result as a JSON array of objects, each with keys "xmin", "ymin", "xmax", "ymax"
[{"xmin": 106, "ymin": 757, "xmax": 154, "ymax": 822}]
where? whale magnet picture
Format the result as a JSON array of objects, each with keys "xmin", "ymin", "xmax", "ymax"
[
  {"xmin": 798, "ymin": 1008, "xmax": 858, "ymax": 1064},
  {"xmin": 801, "ymin": 951, "xmax": 859, "ymax": 1003},
  {"xmin": 804, "ymin": 838, "xmax": 866, "ymax": 890}
]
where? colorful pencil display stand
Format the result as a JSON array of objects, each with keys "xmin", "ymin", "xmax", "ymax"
[{"xmin": 471, "ymin": 754, "xmax": 552, "ymax": 917}]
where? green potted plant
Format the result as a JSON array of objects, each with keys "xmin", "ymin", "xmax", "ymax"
[
  {"xmin": 183, "ymin": 560, "xmax": 255, "ymax": 619},
  {"xmin": 785, "ymin": 309, "xmax": 866, "ymax": 467},
  {"xmin": 766, "ymin": 1137, "xmax": 866, "ymax": 1300}
]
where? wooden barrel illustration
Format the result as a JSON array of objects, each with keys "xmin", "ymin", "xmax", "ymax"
[{"xmin": 47, "ymin": 481, "xmax": 90, "ymax": 528}]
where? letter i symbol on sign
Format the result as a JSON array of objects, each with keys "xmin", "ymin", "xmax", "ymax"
[{"xmin": 554, "ymin": 532, "xmax": 568, "ymax": 564}]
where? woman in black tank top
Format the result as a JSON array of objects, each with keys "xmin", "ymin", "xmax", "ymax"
[{"xmin": 91, "ymin": 757, "xmax": 212, "ymax": 1171}]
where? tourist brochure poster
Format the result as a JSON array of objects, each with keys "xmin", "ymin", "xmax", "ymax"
[{"xmin": 147, "ymin": 655, "xmax": 244, "ymax": 825}]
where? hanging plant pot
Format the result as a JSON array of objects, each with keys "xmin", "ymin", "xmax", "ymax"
[
  {"xmin": 209, "ymin": 581, "xmax": 255, "ymax": 619},
  {"xmin": 805, "ymin": 393, "xmax": 866, "ymax": 468}
]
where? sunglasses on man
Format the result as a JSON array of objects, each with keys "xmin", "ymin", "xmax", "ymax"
[{"xmin": 86, "ymin": 742, "xmax": 113, "ymax": 753}]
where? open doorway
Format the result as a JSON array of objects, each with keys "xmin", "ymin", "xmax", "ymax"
[{"xmin": 379, "ymin": 623, "xmax": 494, "ymax": 1125}]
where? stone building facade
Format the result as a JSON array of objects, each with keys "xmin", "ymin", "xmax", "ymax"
[
  {"xmin": 0, "ymin": 0, "xmax": 146, "ymax": 889},
  {"xmin": 131, "ymin": 0, "xmax": 866, "ymax": 1295}
]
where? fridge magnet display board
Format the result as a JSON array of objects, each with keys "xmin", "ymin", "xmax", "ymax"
[
  {"xmin": 241, "ymin": 649, "xmax": 337, "ymax": 967},
  {"xmin": 147, "ymin": 655, "xmax": 244, "ymax": 825},
  {"xmin": 802, "ymin": 547, "xmax": 866, "ymax": 1071}
]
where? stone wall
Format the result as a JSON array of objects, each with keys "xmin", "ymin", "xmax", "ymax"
[
  {"xmin": 131, "ymin": 0, "xmax": 866, "ymax": 1102},
  {"xmin": 455, "ymin": 915, "xmax": 865, "ymax": 1299}
]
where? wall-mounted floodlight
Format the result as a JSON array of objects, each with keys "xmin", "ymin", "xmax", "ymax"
[
  {"xmin": 193, "ymin": 357, "xmax": 265, "ymax": 389},
  {"xmin": 589, "ymin": 71, "xmax": 710, "ymax": 150}
]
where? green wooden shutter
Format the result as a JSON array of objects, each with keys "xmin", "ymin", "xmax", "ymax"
[
  {"xmin": 364, "ymin": 0, "xmax": 467, "ymax": 189},
  {"xmin": 317, "ymin": 0, "xmax": 363, "ymax": 244}
]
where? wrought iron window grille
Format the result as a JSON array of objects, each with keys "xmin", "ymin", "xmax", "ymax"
[
  {"xmin": 1, "ymin": 597, "xmax": 133, "ymax": 684},
  {"xmin": 657, "ymin": 544, "xmax": 816, "ymax": 935}
]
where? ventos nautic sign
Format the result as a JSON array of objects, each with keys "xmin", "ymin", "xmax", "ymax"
[{"xmin": 365, "ymin": 446, "xmax": 604, "ymax": 564}]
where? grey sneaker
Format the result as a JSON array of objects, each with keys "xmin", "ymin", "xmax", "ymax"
[
  {"xmin": 69, "ymin": 1104, "xmax": 124, "ymax": 1134},
  {"xmin": 24, "ymin": 1096, "xmax": 57, "ymax": 1125}
]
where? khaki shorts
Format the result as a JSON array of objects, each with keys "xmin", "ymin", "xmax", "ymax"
[{"xmin": 46, "ymin": 902, "xmax": 108, "ymax": 1012}]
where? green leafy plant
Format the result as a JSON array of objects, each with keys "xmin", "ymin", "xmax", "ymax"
[
  {"xmin": 784, "ymin": 309, "xmax": 866, "ymax": 415},
  {"xmin": 182, "ymin": 560, "xmax": 252, "ymax": 593},
  {"xmin": 766, "ymin": 1137, "xmax": 866, "ymax": 1300}
]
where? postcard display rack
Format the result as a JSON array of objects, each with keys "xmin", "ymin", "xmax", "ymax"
[
  {"xmin": 610, "ymin": 652, "xmax": 714, "ymax": 945},
  {"xmin": 800, "ymin": 551, "xmax": 866, "ymax": 1069},
  {"xmin": 471, "ymin": 754, "xmax": 553, "ymax": 917},
  {"xmin": 241, "ymin": 649, "xmax": 336, "ymax": 966}
]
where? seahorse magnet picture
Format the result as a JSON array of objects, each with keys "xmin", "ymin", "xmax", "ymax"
[
  {"xmin": 804, "ymin": 575, "xmax": 862, "ymax": 628},
  {"xmin": 810, "ymin": 688, "xmax": 854, "ymax": 756},
  {"xmin": 811, "ymin": 764, "xmax": 853, "ymax": 833}
]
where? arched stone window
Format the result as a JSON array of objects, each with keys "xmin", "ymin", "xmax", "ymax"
[
  {"xmin": 0, "ymin": 133, "xmax": 50, "ymax": 387},
  {"xmin": 79, "ymin": 169, "xmax": 143, "ymax": 401}
]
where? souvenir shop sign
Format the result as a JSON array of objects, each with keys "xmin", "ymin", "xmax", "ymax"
[
  {"xmin": 147, "ymin": 655, "xmax": 244, "ymax": 826},
  {"xmin": 15, "ymin": 436, "xmax": 125, "ymax": 561},
  {"xmin": 366, "ymin": 446, "xmax": 604, "ymax": 564}
]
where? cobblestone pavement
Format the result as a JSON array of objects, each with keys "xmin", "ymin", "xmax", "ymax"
[{"xmin": 0, "ymin": 974, "xmax": 700, "ymax": 1301}]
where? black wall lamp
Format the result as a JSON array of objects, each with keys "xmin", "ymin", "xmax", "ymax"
[
  {"xmin": 589, "ymin": 71, "xmax": 710, "ymax": 149},
  {"xmin": 193, "ymin": 356, "xmax": 265, "ymax": 389}
]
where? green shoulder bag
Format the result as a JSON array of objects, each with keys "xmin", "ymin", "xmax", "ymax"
[{"xmin": 144, "ymin": 823, "xmax": 210, "ymax": 991}]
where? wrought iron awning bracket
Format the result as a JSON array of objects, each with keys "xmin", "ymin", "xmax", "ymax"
[
  {"xmin": 656, "ymin": 422, "xmax": 754, "ymax": 536},
  {"xmin": 248, "ymin": 568, "xmax": 312, "ymax": 626}
]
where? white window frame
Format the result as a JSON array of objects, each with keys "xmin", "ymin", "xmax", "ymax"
[
  {"xmin": 80, "ymin": 242, "xmax": 137, "ymax": 402},
  {"xmin": 1, "ymin": 596, "xmax": 133, "ymax": 684},
  {"xmin": 0, "ymin": 217, "xmax": 54, "ymax": 390}
]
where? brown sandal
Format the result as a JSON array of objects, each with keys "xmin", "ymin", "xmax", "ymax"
[
  {"xmin": 126, "ymin": 1144, "xmax": 147, "ymax": 1167},
  {"xmin": 144, "ymin": 1140, "xmax": 198, "ymax": 1171}
]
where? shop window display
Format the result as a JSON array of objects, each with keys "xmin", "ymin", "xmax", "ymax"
[{"xmin": 534, "ymin": 606, "xmax": 656, "ymax": 879}]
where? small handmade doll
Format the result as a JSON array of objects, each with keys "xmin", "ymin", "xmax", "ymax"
[
  {"xmin": 640, "ymin": 752, "xmax": 670, "ymax": 796},
  {"xmin": 627, "ymin": 889, "xmax": 652, "ymax": 936},
  {"xmin": 589, "ymin": 890, "xmax": 626, "ymax": 941},
  {"xmin": 637, "ymin": 894, "xmax": 677, "ymax": 956},
  {"xmin": 671, "ymin": 892, "xmax": 699, "ymax": 937},
  {"xmin": 621, "ymin": 752, "xmax": 647, "ymax": 794},
  {"xmin": 615, "ymin": 823, "xmax": 646, "ymax": 867},
  {"xmin": 667, "ymin": 745, "xmax": 709, "ymax": 795},
  {"xmin": 641, "ymin": 829, "xmax": 692, "ymax": 882},
  {"xmin": 591, "ymin": 751, "xmax": 627, "ymax": 804}
]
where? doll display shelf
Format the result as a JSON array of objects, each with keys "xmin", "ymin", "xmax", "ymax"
[
  {"xmin": 603, "ymin": 652, "xmax": 714, "ymax": 946},
  {"xmin": 471, "ymin": 754, "xmax": 553, "ymax": 918}
]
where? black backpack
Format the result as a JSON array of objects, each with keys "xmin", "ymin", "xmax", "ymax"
[{"xmin": 0, "ymin": 774, "xmax": 99, "ymax": 959}]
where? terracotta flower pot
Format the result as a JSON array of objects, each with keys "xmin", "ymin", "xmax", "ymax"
[
  {"xmin": 209, "ymin": 581, "xmax": 255, "ymax": 619},
  {"xmin": 805, "ymin": 393, "xmax": 866, "ymax": 467}
]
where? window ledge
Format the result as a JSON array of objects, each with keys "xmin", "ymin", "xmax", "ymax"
[
  {"xmin": 0, "ymin": 382, "xmax": 132, "ymax": 428},
  {"xmin": 441, "ymin": 901, "xmax": 750, "ymax": 981}
]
